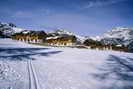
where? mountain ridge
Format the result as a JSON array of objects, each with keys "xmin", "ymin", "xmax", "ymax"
[{"xmin": 0, "ymin": 22, "xmax": 133, "ymax": 50}]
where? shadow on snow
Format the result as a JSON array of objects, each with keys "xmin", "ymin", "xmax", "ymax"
[
  {"xmin": 0, "ymin": 48, "xmax": 62, "ymax": 61},
  {"xmin": 93, "ymin": 55, "xmax": 133, "ymax": 89}
]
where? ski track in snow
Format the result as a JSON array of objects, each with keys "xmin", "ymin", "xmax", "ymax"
[{"xmin": 27, "ymin": 60, "xmax": 41, "ymax": 89}]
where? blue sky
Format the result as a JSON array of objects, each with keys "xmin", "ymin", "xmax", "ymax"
[{"xmin": 0, "ymin": 0, "xmax": 133, "ymax": 36}]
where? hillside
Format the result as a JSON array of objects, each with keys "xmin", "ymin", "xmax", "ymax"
[
  {"xmin": 102, "ymin": 27, "xmax": 133, "ymax": 46},
  {"xmin": 0, "ymin": 22, "xmax": 24, "ymax": 37},
  {"xmin": 1, "ymin": 22, "xmax": 133, "ymax": 51}
]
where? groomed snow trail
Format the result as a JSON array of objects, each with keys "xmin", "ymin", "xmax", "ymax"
[{"xmin": 28, "ymin": 60, "xmax": 41, "ymax": 89}]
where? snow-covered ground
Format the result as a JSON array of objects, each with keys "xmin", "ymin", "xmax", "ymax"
[{"xmin": 0, "ymin": 39, "xmax": 133, "ymax": 89}]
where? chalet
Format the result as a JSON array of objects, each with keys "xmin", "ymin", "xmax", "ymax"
[
  {"xmin": 11, "ymin": 30, "xmax": 47, "ymax": 43},
  {"xmin": 45, "ymin": 35, "xmax": 77, "ymax": 46},
  {"xmin": 83, "ymin": 39, "xmax": 128, "ymax": 52},
  {"xmin": 111, "ymin": 44, "xmax": 128, "ymax": 52}
]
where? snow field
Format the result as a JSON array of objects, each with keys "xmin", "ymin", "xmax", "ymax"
[{"xmin": 0, "ymin": 39, "xmax": 133, "ymax": 89}]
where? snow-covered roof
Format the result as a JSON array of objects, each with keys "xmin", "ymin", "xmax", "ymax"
[{"xmin": 46, "ymin": 36, "xmax": 60, "ymax": 40}]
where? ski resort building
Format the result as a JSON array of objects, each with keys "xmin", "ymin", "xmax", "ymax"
[
  {"xmin": 83, "ymin": 39, "xmax": 128, "ymax": 52},
  {"xmin": 11, "ymin": 30, "xmax": 47, "ymax": 43},
  {"xmin": 45, "ymin": 35, "xmax": 77, "ymax": 46}
]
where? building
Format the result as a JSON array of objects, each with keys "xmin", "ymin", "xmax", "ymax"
[
  {"xmin": 83, "ymin": 39, "xmax": 128, "ymax": 52},
  {"xmin": 45, "ymin": 35, "xmax": 77, "ymax": 46},
  {"xmin": 11, "ymin": 30, "xmax": 47, "ymax": 43}
]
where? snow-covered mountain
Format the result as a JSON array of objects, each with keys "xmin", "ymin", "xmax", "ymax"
[
  {"xmin": 102, "ymin": 27, "xmax": 133, "ymax": 46},
  {"xmin": 48, "ymin": 29, "xmax": 74, "ymax": 36},
  {"xmin": 48, "ymin": 29, "xmax": 89, "ymax": 44},
  {"xmin": 89, "ymin": 36, "xmax": 102, "ymax": 41},
  {"xmin": 0, "ymin": 22, "xmax": 24, "ymax": 37},
  {"xmin": 76, "ymin": 35, "xmax": 87, "ymax": 44},
  {"xmin": 54, "ymin": 29, "xmax": 74, "ymax": 35},
  {"xmin": 1, "ymin": 22, "xmax": 133, "ymax": 48}
]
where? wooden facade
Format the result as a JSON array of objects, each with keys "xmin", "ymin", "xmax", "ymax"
[
  {"xmin": 11, "ymin": 30, "xmax": 128, "ymax": 52},
  {"xmin": 45, "ymin": 35, "xmax": 77, "ymax": 46},
  {"xmin": 11, "ymin": 30, "xmax": 47, "ymax": 43},
  {"xmin": 11, "ymin": 31, "xmax": 77, "ymax": 46},
  {"xmin": 83, "ymin": 39, "xmax": 128, "ymax": 52}
]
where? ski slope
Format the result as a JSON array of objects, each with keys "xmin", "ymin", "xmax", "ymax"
[{"xmin": 0, "ymin": 39, "xmax": 133, "ymax": 89}]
